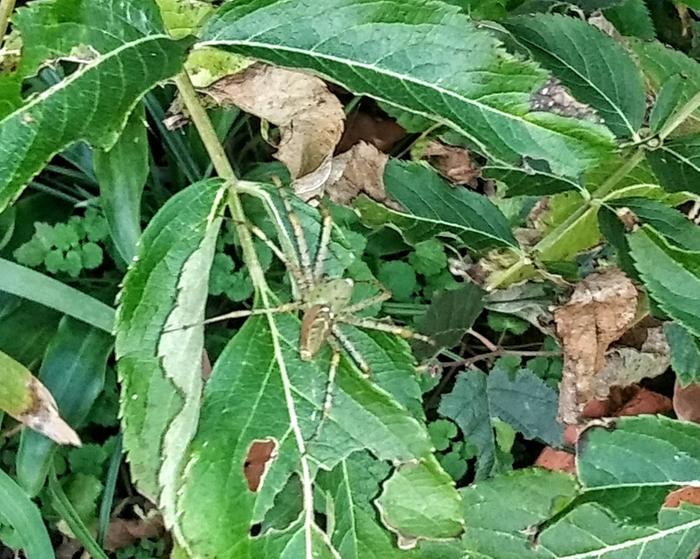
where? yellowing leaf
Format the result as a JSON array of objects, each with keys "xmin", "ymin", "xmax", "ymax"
[{"xmin": 0, "ymin": 350, "xmax": 80, "ymax": 446}]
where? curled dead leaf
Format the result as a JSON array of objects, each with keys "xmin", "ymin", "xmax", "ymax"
[
  {"xmin": 206, "ymin": 63, "xmax": 344, "ymax": 192},
  {"xmin": 615, "ymin": 387, "xmax": 672, "ymax": 417},
  {"xmin": 421, "ymin": 141, "xmax": 481, "ymax": 187},
  {"xmin": 555, "ymin": 268, "xmax": 638, "ymax": 424},
  {"xmin": 244, "ymin": 439, "xmax": 277, "ymax": 492},
  {"xmin": 338, "ymin": 110, "xmax": 406, "ymax": 153},
  {"xmin": 324, "ymin": 141, "xmax": 401, "ymax": 209},
  {"xmin": 673, "ymin": 381, "xmax": 700, "ymax": 423}
]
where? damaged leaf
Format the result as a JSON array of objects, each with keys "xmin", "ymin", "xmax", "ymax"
[
  {"xmin": 555, "ymin": 268, "xmax": 638, "ymax": 423},
  {"xmin": 206, "ymin": 63, "xmax": 344, "ymax": 191},
  {"xmin": 0, "ymin": 350, "xmax": 80, "ymax": 446}
]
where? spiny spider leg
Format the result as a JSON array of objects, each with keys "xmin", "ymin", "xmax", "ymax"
[
  {"xmin": 313, "ymin": 203, "xmax": 333, "ymax": 283},
  {"xmin": 311, "ymin": 345, "xmax": 341, "ymax": 440},
  {"xmin": 339, "ymin": 316, "xmax": 434, "ymax": 344},
  {"xmin": 342, "ymin": 289, "xmax": 392, "ymax": 315},
  {"xmin": 163, "ymin": 302, "xmax": 302, "ymax": 333},
  {"xmin": 278, "ymin": 186, "xmax": 314, "ymax": 293},
  {"xmin": 330, "ymin": 323, "xmax": 371, "ymax": 376}
]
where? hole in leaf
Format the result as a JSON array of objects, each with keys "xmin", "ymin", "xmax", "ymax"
[
  {"xmin": 249, "ymin": 523, "xmax": 262, "ymax": 537},
  {"xmin": 243, "ymin": 438, "xmax": 277, "ymax": 492}
]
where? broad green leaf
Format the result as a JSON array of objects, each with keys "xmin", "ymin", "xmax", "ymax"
[
  {"xmin": 0, "ymin": 258, "xmax": 114, "ymax": 332},
  {"xmin": 647, "ymin": 135, "xmax": 700, "ymax": 195},
  {"xmin": 377, "ymin": 460, "xmax": 464, "ymax": 546},
  {"xmin": 597, "ymin": 206, "xmax": 638, "ymax": 278},
  {"xmin": 485, "ymin": 164, "xmax": 582, "ymax": 197},
  {"xmin": 603, "ymin": 0, "xmax": 655, "ymax": 40},
  {"xmin": 177, "ymin": 314, "xmax": 458, "ymax": 557},
  {"xmin": 506, "ymin": 14, "xmax": 645, "ymax": 138},
  {"xmin": 415, "ymin": 282, "xmax": 485, "ymax": 357},
  {"xmin": 115, "ymin": 178, "xmax": 224, "ymax": 530},
  {"xmin": 578, "ymin": 416, "xmax": 700, "ymax": 490},
  {"xmin": 649, "ymin": 75, "xmax": 686, "ymax": 134},
  {"xmin": 665, "ymin": 322, "xmax": 700, "ymax": 386},
  {"xmin": 17, "ymin": 318, "xmax": 112, "ymax": 496},
  {"xmin": 439, "ymin": 360, "xmax": 563, "ymax": 479},
  {"xmin": 628, "ymin": 227, "xmax": 700, "ymax": 336},
  {"xmin": 94, "ymin": 103, "xmax": 149, "ymax": 264},
  {"xmin": 462, "ymin": 468, "xmax": 579, "ymax": 559},
  {"xmin": 356, "ymin": 161, "xmax": 517, "ymax": 251},
  {"xmin": 201, "ymin": 0, "xmax": 614, "ymax": 177},
  {"xmin": 628, "ymin": 39, "xmax": 700, "ymax": 135},
  {"xmin": 441, "ymin": 0, "xmax": 508, "ymax": 19},
  {"xmin": 0, "ymin": 467, "xmax": 54, "ymax": 559},
  {"xmin": 607, "ymin": 197, "xmax": 700, "ymax": 251},
  {"xmin": 0, "ymin": 0, "xmax": 193, "ymax": 213},
  {"xmin": 0, "ymin": 295, "xmax": 60, "ymax": 367},
  {"xmin": 156, "ymin": 0, "xmax": 215, "ymax": 38},
  {"xmin": 462, "ymin": 469, "xmax": 700, "ymax": 559},
  {"xmin": 0, "ymin": 350, "xmax": 78, "ymax": 445}
]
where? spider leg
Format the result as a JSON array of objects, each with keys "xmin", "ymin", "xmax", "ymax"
[
  {"xmin": 338, "ymin": 316, "xmax": 434, "ymax": 345},
  {"xmin": 330, "ymin": 324, "xmax": 371, "ymax": 376},
  {"xmin": 278, "ymin": 186, "xmax": 315, "ymax": 290},
  {"xmin": 164, "ymin": 302, "xmax": 302, "ymax": 333},
  {"xmin": 313, "ymin": 203, "xmax": 333, "ymax": 283},
  {"xmin": 341, "ymin": 279, "xmax": 392, "ymax": 315}
]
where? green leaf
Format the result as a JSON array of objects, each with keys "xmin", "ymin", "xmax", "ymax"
[
  {"xmin": 603, "ymin": 0, "xmax": 655, "ymax": 40},
  {"xmin": 628, "ymin": 227, "xmax": 700, "ymax": 336},
  {"xmin": 484, "ymin": 163, "xmax": 583, "ymax": 197},
  {"xmin": 176, "ymin": 313, "xmax": 457, "ymax": 557},
  {"xmin": 0, "ymin": 258, "xmax": 114, "ymax": 332},
  {"xmin": 664, "ymin": 322, "xmax": 700, "ymax": 386},
  {"xmin": 201, "ymin": 0, "xmax": 613, "ymax": 177},
  {"xmin": 428, "ymin": 420, "xmax": 458, "ymax": 452},
  {"xmin": 0, "ymin": 467, "xmax": 54, "ymax": 559},
  {"xmin": 462, "ymin": 468, "xmax": 579, "ymax": 559},
  {"xmin": 94, "ymin": 102, "xmax": 149, "ymax": 264},
  {"xmin": 441, "ymin": 0, "xmax": 508, "ymax": 19},
  {"xmin": 156, "ymin": 0, "xmax": 215, "ymax": 39},
  {"xmin": 578, "ymin": 416, "xmax": 700, "ymax": 490},
  {"xmin": 115, "ymin": 178, "xmax": 224, "ymax": 528},
  {"xmin": 649, "ymin": 75, "xmax": 686, "ymax": 135},
  {"xmin": 416, "ymin": 282, "xmax": 485, "ymax": 356},
  {"xmin": 0, "ymin": 0, "xmax": 193, "ymax": 213},
  {"xmin": 628, "ymin": 38, "xmax": 700, "ymax": 135},
  {"xmin": 607, "ymin": 197, "xmax": 700, "ymax": 251},
  {"xmin": 505, "ymin": 14, "xmax": 645, "ymax": 138},
  {"xmin": 16, "ymin": 317, "xmax": 113, "ymax": 496},
  {"xmin": 439, "ymin": 360, "xmax": 563, "ymax": 479},
  {"xmin": 408, "ymin": 239, "xmax": 448, "ymax": 277},
  {"xmin": 377, "ymin": 261, "xmax": 417, "ymax": 302},
  {"xmin": 647, "ymin": 135, "xmax": 700, "ymax": 195},
  {"xmin": 0, "ymin": 296, "xmax": 60, "ymax": 367},
  {"xmin": 376, "ymin": 460, "xmax": 464, "ymax": 545},
  {"xmin": 357, "ymin": 161, "xmax": 518, "ymax": 251}
]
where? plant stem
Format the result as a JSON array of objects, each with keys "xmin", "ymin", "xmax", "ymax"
[
  {"xmin": 0, "ymin": 0, "xmax": 16, "ymax": 46},
  {"xmin": 174, "ymin": 72, "xmax": 268, "ymax": 294}
]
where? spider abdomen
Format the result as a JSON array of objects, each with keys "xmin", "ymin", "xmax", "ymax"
[{"xmin": 300, "ymin": 305, "xmax": 333, "ymax": 360}]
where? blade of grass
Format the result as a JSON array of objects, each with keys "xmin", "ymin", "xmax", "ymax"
[
  {"xmin": 48, "ymin": 466, "xmax": 109, "ymax": 559},
  {"xmin": 0, "ymin": 467, "xmax": 54, "ymax": 559},
  {"xmin": 97, "ymin": 434, "xmax": 122, "ymax": 546},
  {"xmin": 0, "ymin": 258, "xmax": 114, "ymax": 332}
]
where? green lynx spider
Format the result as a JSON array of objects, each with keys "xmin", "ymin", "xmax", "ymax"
[{"xmin": 190, "ymin": 188, "xmax": 432, "ymax": 412}]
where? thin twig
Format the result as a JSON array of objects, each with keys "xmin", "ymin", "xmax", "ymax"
[
  {"xmin": 435, "ymin": 349, "xmax": 561, "ymax": 369},
  {"xmin": 467, "ymin": 328, "xmax": 499, "ymax": 352}
]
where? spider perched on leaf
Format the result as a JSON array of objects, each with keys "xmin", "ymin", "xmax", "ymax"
[{"xmin": 182, "ymin": 187, "xmax": 433, "ymax": 394}]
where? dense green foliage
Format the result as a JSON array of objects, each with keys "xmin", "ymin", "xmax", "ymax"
[{"xmin": 2, "ymin": 0, "xmax": 700, "ymax": 557}]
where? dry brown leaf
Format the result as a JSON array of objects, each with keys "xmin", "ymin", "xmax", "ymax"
[
  {"xmin": 673, "ymin": 381, "xmax": 700, "ymax": 423},
  {"xmin": 105, "ymin": 515, "xmax": 164, "ymax": 551},
  {"xmin": 421, "ymin": 141, "xmax": 481, "ymax": 186},
  {"xmin": 665, "ymin": 486, "xmax": 700, "ymax": 508},
  {"xmin": 206, "ymin": 62, "xmax": 344, "ymax": 184},
  {"xmin": 338, "ymin": 111, "xmax": 406, "ymax": 153},
  {"xmin": 616, "ymin": 387, "xmax": 672, "ymax": 416},
  {"xmin": 324, "ymin": 141, "xmax": 401, "ymax": 209},
  {"xmin": 555, "ymin": 268, "xmax": 638, "ymax": 424}
]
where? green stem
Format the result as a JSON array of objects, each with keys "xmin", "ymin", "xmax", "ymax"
[
  {"xmin": 0, "ymin": 0, "xmax": 16, "ymax": 46},
  {"xmin": 659, "ymin": 89, "xmax": 700, "ymax": 139},
  {"xmin": 486, "ymin": 148, "xmax": 645, "ymax": 290},
  {"xmin": 174, "ymin": 72, "xmax": 269, "ymax": 295}
]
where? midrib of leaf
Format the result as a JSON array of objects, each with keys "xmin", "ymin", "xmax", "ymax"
[
  {"xmin": 265, "ymin": 313, "xmax": 317, "ymax": 559},
  {"xmin": 513, "ymin": 33, "xmax": 636, "ymax": 139},
  {"xmin": 202, "ymin": 39, "xmax": 599, "ymax": 165},
  {"xmin": 547, "ymin": 516, "xmax": 700, "ymax": 559},
  {"xmin": 660, "ymin": 145, "xmax": 700, "ymax": 172}
]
